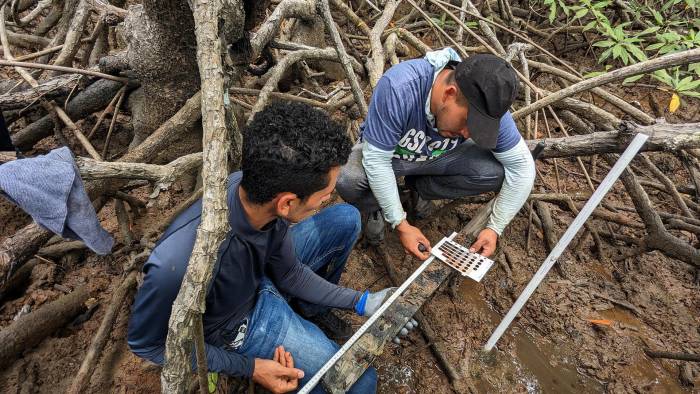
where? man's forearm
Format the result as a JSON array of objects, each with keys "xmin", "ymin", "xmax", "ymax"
[
  {"xmin": 362, "ymin": 141, "xmax": 406, "ymax": 227},
  {"xmin": 130, "ymin": 342, "xmax": 255, "ymax": 378},
  {"xmin": 489, "ymin": 138, "xmax": 536, "ymax": 234}
]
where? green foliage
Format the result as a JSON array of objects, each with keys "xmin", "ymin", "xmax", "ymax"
[{"xmin": 536, "ymin": 0, "xmax": 700, "ymax": 109}]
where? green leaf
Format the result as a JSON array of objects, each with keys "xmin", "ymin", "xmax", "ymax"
[
  {"xmin": 680, "ymin": 91, "xmax": 700, "ymax": 98},
  {"xmin": 583, "ymin": 20, "xmax": 598, "ymax": 31},
  {"xmin": 678, "ymin": 79, "xmax": 700, "ymax": 91},
  {"xmin": 677, "ymin": 75, "xmax": 695, "ymax": 89},
  {"xmin": 638, "ymin": 26, "xmax": 661, "ymax": 36},
  {"xmin": 623, "ymin": 74, "xmax": 645, "ymax": 84},
  {"xmin": 627, "ymin": 44, "xmax": 648, "ymax": 62},
  {"xmin": 652, "ymin": 69, "xmax": 674, "ymax": 86},
  {"xmin": 593, "ymin": 39, "xmax": 616, "ymax": 47},
  {"xmin": 574, "ymin": 8, "xmax": 589, "ymax": 19},
  {"xmin": 646, "ymin": 42, "xmax": 666, "ymax": 51},
  {"xmin": 548, "ymin": 3, "xmax": 557, "ymax": 22},
  {"xmin": 619, "ymin": 47, "xmax": 630, "ymax": 64},
  {"xmin": 689, "ymin": 62, "xmax": 700, "ymax": 76}
]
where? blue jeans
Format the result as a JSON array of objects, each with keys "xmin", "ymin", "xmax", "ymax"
[{"xmin": 236, "ymin": 204, "xmax": 377, "ymax": 394}]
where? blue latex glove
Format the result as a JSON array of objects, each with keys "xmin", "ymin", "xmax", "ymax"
[{"xmin": 355, "ymin": 287, "xmax": 418, "ymax": 344}]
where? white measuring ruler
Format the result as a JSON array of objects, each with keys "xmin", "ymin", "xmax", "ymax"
[{"xmin": 299, "ymin": 232, "xmax": 472, "ymax": 393}]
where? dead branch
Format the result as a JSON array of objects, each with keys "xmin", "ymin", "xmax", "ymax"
[
  {"xmin": 0, "ymin": 90, "xmax": 203, "ymax": 288},
  {"xmin": 0, "ymin": 73, "xmax": 80, "ymax": 110},
  {"xmin": 455, "ymin": 0, "xmax": 505, "ymax": 54},
  {"xmin": 606, "ymin": 154, "xmax": 700, "ymax": 269},
  {"xmin": 75, "ymin": 152, "xmax": 202, "ymax": 184},
  {"xmin": 0, "ymin": 258, "xmax": 39, "ymax": 302},
  {"xmin": 366, "ymin": 0, "xmax": 401, "ymax": 88},
  {"xmin": 527, "ymin": 59, "xmax": 655, "ymax": 125},
  {"xmin": 250, "ymin": 47, "xmax": 359, "ymax": 116},
  {"xmin": 317, "ymin": 0, "xmax": 368, "ymax": 117},
  {"xmin": 15, "ymin": 0, "xmax": 52, "ymax": 26},
  {"xmin": 644, "ymin": 349, "xmax": 700, "ymax": 363},
  {"xmin": 0, "ymin": 60, "xmax": 130, "ymax": 83},
  {"xmin": 0, "ymin": 10, "xmax": 102, "ymax": 160},
  {"xmin": 86, "ymin": 0, "xmax": 127, "ymax": 18},
  {"xmin": 250, "ymin": 0, "xmax": 316, "ymax": 62},
  {"xmin": 0, "ymin": 286, "xmax": 90, "ymax": 370},
  {"xmin": 230, "ymin": 86, "xmax": 351, "ymax": 110},
  {"xmin": 12, "ymin": 79, "xmax": 125, "ymax": 150},
  {"xmin": 638, "ymin": 154, "xmax": 694, "ymax": 218},
  {"xmin": 51, "ymin": 0, "xmax": 91, "ymax": 69},
  {"xmin": 5, "ymin": 30, "xmax": 49, "ymax": 49},
  {"xmin": 525, "ymin": 123, "xmax": 700, "ymax": 159},
  {"xmin": 330, "ymin": 0, "xmax": 371, "ymax": 36},
  {"xmin": 37, "ymin": 240, "xmax": 87, "ymax": 257},
  {"xmin": 514, "ymin": 48, "xmax": 700, "ymax": 119}
]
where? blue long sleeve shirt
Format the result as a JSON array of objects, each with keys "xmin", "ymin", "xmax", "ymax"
[{"xmin": 127, "ymin": 172, "xmax": 361, "ymax": 377}]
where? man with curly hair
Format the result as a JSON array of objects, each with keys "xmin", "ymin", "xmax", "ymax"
[
  {"xmin": 128, "ymin": 102, "xmax": 386, "ymax": 393},
  {"xmin": 337, "ymin": 49, "xmax": 536, "ymax": 260}
]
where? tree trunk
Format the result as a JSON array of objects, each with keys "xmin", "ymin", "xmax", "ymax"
[{"xmin": 122, "ymin": 1, "xmax": 200, "ymax": 148}]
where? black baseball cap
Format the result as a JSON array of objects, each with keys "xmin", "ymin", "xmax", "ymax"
[{"xmin": 447, "ymin": 55, "xmax": 518, "ymax": 149}]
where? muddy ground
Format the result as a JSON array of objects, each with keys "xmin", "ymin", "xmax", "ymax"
[{"xmin": 2, "ymin": 136, "xmax": 699, "ymax": 393}]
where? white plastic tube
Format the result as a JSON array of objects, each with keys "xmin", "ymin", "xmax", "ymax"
[{"xmin": 484, "ymin": 133, "xmax": 649, "ymax": 351}]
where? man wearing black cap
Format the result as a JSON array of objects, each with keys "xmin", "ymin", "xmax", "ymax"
[{"xmin": 337, "ymin": 48, "xmax": 536, "ymax": 259}]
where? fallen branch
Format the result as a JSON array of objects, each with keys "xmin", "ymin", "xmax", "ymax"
[
  {"xmin": 366, "ymin": 0, "xmax": 401, "ymax": 88},
  {"xmin": 75, "ymin": 152, "xmax": 202, "ymax": 184},
  {"xmin": 317, "ymin": 0, "xmax": 368, "ymax": 117},
  {"xmin": 250, "ymin": 47, "xmax": 360, "ymax": 116},
  {"xmin": 12, "ymin": 79, "xmax": 125, "ymax": 150},
  {"xmin": 525, "ymin": 122, "xmax": 700, "ymax": 159},
  {"xmin": 644, "ymin": 349, "xmax": 700, "ymax": 363},
  {"xmin": 606, "ymin": 154, "xmax": 700, "ymax": 269},
  {"xmin": 0, "ymin": 90, "xmax": 203, "ymax": 289},
  {"xmin": 51, "ymin": 0, "xmax": 91, "ymax": 69},
  {"xmin": 0, "ymin": 9, "xmax": 102, "ymax": 160},
  {"xmin": 0, "ymin": 73, "xmax": 80, "ymax": 110},
  {"xmin": 0, "ymin": 286, "xmax": 89, "ymax": 370},
  {"xmin": 514, "ymin": 48, "xmax": 700, "ymax": 119},
  {"xmin": 250, "ymin": 0, "xmax": 316, "ymax": 62},
  {"xmin": 527, "ymin": 59, "xmax": 654, "ymax": 125},
  {"xmin": 0, "ymin": 60, "xmax": 130, "ymax": 83}
]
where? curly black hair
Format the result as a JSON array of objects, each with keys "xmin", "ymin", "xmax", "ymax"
[{"xmin": 240, "ymin": 101, "xmax": 352, "ymax": 204}]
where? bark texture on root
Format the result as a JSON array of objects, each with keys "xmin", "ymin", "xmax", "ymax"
[
  {"xmin": 0, "ymin": 286, "xmax": 90, "ymax": 370},
  {"xmin": 161, "ymin": 0, "xmax": 236, "ymax": 391},
  {"xmin": 0, "ymin": 91, "xmax": 204, "ymax": 288},
  {"xmin": 526, "ymin": 122, "xmax": 700, "ymax": 159},
  {"xmin": 0, "ymin": 74, "xmax": 81, "ymax": 110},
  {"xmin": 122, "ymin": 2, "xmax": 201, "ymax": 147},
  {"xmin": 11, "ymin": 79, "xmax": 125, "ymax": 150}
]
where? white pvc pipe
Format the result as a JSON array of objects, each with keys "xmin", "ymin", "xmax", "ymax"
[{"xmin": 484, "ymin": 133, "xmax": 649, "ymax": 351}]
